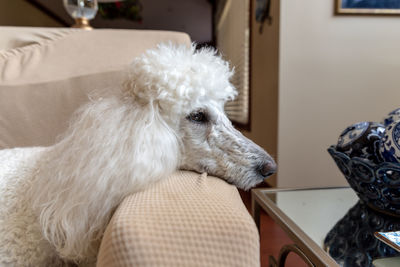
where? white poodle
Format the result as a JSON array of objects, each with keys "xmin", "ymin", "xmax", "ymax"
[{"xmin": 0, "ymin": 43, "xmax": 276, "ymax": 266}]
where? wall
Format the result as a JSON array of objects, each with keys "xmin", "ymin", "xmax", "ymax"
[
  {"xmin": 31, "ymin": 0, "xmax": 212, "ymax": 43},
  {"xmin": 244, "ymin": 0, "xmax": 280, "ymax": 186},
  {"xmin": 0, "ymin": 1, "xmax": 210, "ymax": 43},
  {"xmin": 0, "ymin": 0, "xmax": 62, "ymax": 27},
  {"xmin": 278, "ymin": 0, "xmax": 400, "ymax": 187}
]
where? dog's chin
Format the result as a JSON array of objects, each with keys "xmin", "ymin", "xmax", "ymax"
[
  {"xmin": 180, "ymin": 166, "xmax": 267, "ymax": 191},
  {"xmin": 237, "ymin": 176, "xmax": 265, "ymax": 191},
  {"xmin": 216, "ymin": 172, "xmax": 266, "ymax": 191}
]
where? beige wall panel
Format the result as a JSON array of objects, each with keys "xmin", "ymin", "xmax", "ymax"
[
  {"xmin": 278, "ymin": 0, "xmax": 400, "ymax": 187},
  {"xmin": 244, "ymin": 0, "xmax": 280, "ymax": 186}
]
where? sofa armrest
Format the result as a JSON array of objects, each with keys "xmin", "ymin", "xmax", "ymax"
[{"xmin": 97, "ymin": 171, "xmax": 260, "ymax": 267}]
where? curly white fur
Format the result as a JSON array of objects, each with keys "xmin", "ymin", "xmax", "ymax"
[{"xmin": 0, "ymin": 43, "xmax": 276, "ymax": 266}]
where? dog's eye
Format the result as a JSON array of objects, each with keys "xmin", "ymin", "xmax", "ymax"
[{"xmin": 188, "ymin": 111, "xmax": 208, "ymax": 123}]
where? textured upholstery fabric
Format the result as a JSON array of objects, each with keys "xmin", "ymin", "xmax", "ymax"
[
  {"xmin": 0, "ymin": 27, "xmax": 190, "ymax": 148},
  {"xmin": 97, "ymin": 171, "xmax": 260, "ymax": 267}
]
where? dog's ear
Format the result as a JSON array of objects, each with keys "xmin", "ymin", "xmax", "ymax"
[{"xmin": 30, "ymin": 95, "xmax": 182, "ymax": 262}]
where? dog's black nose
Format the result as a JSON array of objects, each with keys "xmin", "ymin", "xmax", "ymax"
[{"xmin": 258, "ymin": 161, "xmax": 277, "ymax": 178}]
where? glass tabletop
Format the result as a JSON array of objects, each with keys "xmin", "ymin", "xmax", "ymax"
[
  {"xmin": 265, "ymin": 188, "xmax": 358, "ymax": 247},
  {"xmin": 256, "ymin": 187, "xmax": 400, "ymax": 267}
]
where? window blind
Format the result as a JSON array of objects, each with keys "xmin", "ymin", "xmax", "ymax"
[{"xmin": 215, "ymin": 0, "xmax": 250, "ymax": 125}]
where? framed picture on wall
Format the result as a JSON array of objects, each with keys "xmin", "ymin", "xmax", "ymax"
[{"xmin": 336, "ymin": 0, "xmax": 400, "ymax": 15}]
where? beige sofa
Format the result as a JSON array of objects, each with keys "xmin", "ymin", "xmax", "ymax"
[{"xmin": 0, "ymin": 27, "xmax": 259, "ymax": 266}]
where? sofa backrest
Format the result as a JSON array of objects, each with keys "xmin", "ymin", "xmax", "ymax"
[{"xmin": 0, "ymin": 27, "xmax": 190, "ymax": 149}]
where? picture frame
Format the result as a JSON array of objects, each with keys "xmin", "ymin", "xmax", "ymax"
[{"xmin": 336, "ymin": 0, "xmax": 400, "ymax": 15}]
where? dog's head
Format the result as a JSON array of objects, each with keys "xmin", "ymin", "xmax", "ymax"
[{"xmin": 125, "ymin": 43, "xmax": 276, "ymax": 190}]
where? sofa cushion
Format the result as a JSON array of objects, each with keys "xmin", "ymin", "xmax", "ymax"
[
  {"xmin": 0, "ymin": 27, "xmax": 190, "ymax": 148},
  {"xmin": 97, "ymin": 171, "xmax": 260, "ymax": 267},
  {"xmin": 0, "ymin": 72, "xmax": 123, "ymax": 148}
]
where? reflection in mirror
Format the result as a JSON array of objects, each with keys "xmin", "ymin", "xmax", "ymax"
[{"xmin": 324, "ymin": 201, "xmax": 400, "ymax": 267}]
